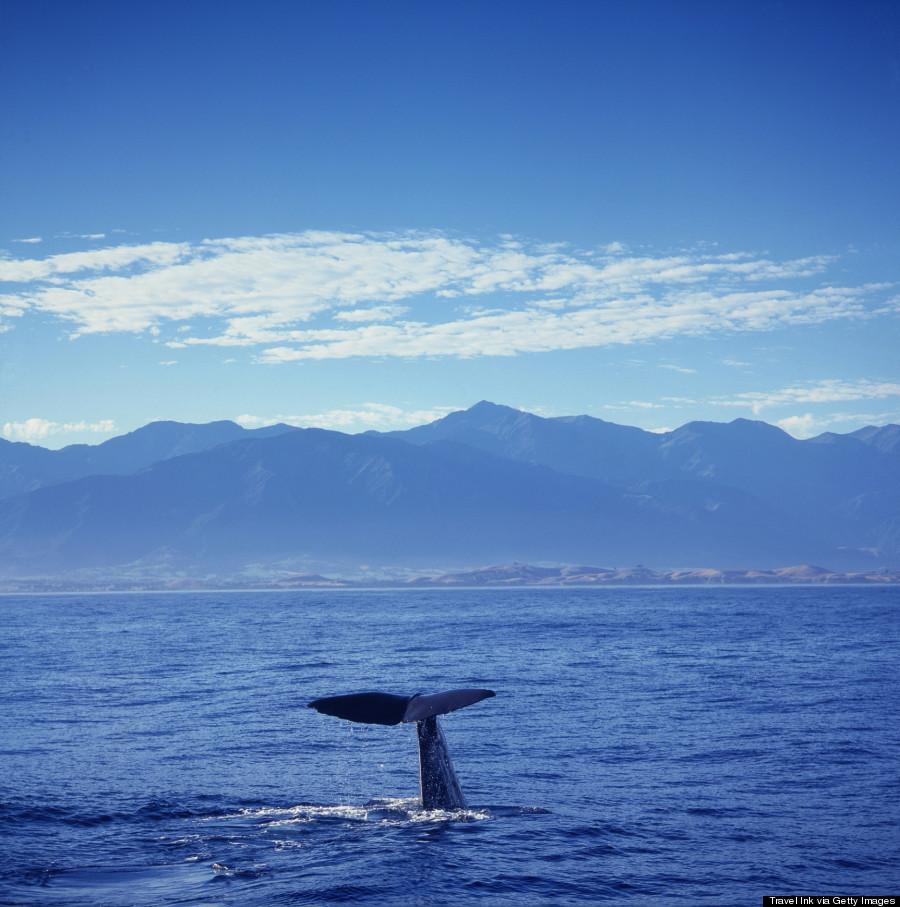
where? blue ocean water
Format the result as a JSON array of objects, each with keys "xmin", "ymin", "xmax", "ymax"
[{"xmin": 1, "ymin": 586, "xmax": 898, "ymax": 906}]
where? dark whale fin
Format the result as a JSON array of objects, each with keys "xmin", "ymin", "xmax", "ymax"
[
  {"xmin": 307, "ymin": 691, "xmax": 412, "ymax": 725},
  {"xmin": 401, "ymin": 688, "xmax": 495, "ymax": 723},
  {"xmin": 307, "ymin": 688, "xmax": 494, "ymax": 726},
  {"xmin": 308, "ymin": 688, "xmax": 496, "ymax": 810}
]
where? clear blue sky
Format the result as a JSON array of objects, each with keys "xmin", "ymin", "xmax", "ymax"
[{"xmin": 1, "ymin": 0, "xmax": 898, "ymax": 446}]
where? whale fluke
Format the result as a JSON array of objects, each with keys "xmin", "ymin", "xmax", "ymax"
[
  {"xmin": 401, "ymin": 688, "xmax": 495, "ymax": 723},
  {"xmin": 308, "ymin": 688, "xmax": 496, "ymax": 810},
  {"xmin": 308, "ymin": 688, "xmax": 494, "ymax": 726},
  {"xmin": 307, "ymin": 691, "xmax": 412, "ymax": 725}
]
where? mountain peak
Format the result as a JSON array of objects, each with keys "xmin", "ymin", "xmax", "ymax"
[
  {"xmin": 849, "ymin": 424, "xmax": 900, "ymax": 453},
  {"xmin": 1, "ymin": 405, "xmax": 897, "ymax": 576},
  {"xmin": 466, "ymin": 400, "xmax": 523, "ymax": 417}
]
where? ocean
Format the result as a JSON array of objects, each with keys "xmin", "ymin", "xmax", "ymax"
[{"xmin": 1, "ymin": 586, "xmax": 898, "ymax": 906}]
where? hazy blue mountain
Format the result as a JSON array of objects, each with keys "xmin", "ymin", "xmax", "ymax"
[
  {"xmin": 0, "ymin": 426, "xmax": 830, "ymax": 577},
  {"xmin": 372, "ymin": 400, "xmax": 662, "ymax": 483},
  {"xmin": 848, "ymin": 424, "xmax": 900, "ymax": 454},
  {"xmin": 0, "ymin": 440, "xmax": 61, "ymax": 499},
  {"xmin": 376, "ymin": 404, "xmax": 900, "ymax": 555},
  {"xmin": 657, "ymin": 418, "xmax": 896, "ymax": 518},
  {"xmin": 0, "ymin": 404, "xmax": 896, "ymax": 577},
  {"xmin": 379, "ymin": 402, "xmax": 895, "ymax": 493},
  {"xmin": 0, "ymin": 420, "xmax": 297, "ymax": 500}
]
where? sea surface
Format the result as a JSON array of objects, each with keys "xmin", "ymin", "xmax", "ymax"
[{"xmin": 1, "ymin": 586, "xmax": 898, "ymax": 906}]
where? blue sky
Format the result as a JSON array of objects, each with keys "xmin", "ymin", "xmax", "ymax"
[{"xmin": 1, "ymin": 0, "xmax": 898, "ymax": 447}]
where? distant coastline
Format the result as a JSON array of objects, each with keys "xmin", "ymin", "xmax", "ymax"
[
  {"xmin": 3, "ymin": 406, "xmax": 898, "ymax": 579},
  {"xmin": 2, "ymin": 563, "xmax": 898, "ymax": 594}
]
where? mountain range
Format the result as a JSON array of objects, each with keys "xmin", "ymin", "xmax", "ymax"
[{"xmin": 0, "ymin": 402, "xmax": 897, "ymax": 578}]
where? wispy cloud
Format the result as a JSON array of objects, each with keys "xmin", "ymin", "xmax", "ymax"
[
  {"xmin": 235, "ymin": 403, "xmax": 457, "ymax": 432},
  {"xmin": 252, "ymin": 285, "xmax": 875, "ymax": 362},
  {"xmin": 333, "ymin": 305, "xmax": 410, "ymax": 323},
  {"xmin": 600, "ymin": 379, "xmax": 900, "ymax": 436},
  {"xmin": 2, "ymin": 418, "xmax": 116, "ymax": 443},
  {"xmin": 711, "ymin": 379, "xmax": 900, "ymax": 414},
  {"xmin": 0, "ymin": 231, "xmax": 892, "ymax": 360},
  {"xmin": 775, "ymin": 414, "xmax": 827, "ymax": 437},
  {"xmin": 660, "ymin": 364, "xmax": 697, "ymax": 374},
  {"xmin": 0, "ymin": 241, "xmax": 189, "ymax": 287},
  {"xmin": 773, "ymin": 410, "xmax": 900, "ymax": 438}
]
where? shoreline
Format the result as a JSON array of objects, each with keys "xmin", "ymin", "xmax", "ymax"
[{"xmin": 1, "ymin": 563, "xmax": 898, "ymax": 593}]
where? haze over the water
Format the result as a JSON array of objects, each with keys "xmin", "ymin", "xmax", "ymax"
[{"xmin": 1, "ymin": 0, "xmax": 897, "ymax": 448}]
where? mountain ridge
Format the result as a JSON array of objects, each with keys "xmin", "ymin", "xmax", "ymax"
[
  {"xmin": 0, "ymin": 403, "xmax": 897, "ymax": 578},
  {"xmin": 0, "ymin": 419, "xmax": 298, "ymax": 500}
]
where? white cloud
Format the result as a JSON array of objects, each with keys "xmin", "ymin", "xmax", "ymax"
[
  {"xmin": 660, "ymin": 364, "xmax": 697, "ymax": 374},
  {"xmin": 252, "ymin": 285, "xmax": 874, "ymax": 362},
  {"xmin": 694, "ymin": 380, "xmax": 900, "ymax": 437},
  {"xmin": 234, "ymin": 414, "xmax": 281, "ymax": 428},
  {"xmin": 825, "ymin": 410, "xmax": 900, "ymax": 426},
  {"xmin": 235, "ymin": 403, "xmax": 456, "ymax": 433},
  {"xmin": 333, "ymin": 305, "xmax": 410, "ymax": 323},
  {"xmin": 12, "ymin": 237, "xmax": 42, "ymax": 244},
  {"xmin": 0, "ymin": 231, "xmax": 892, "ymax": 362},
  {"xmin": 775, "ymin": 413, "xmax": 826, "ymax": 438},
  {"xmin": 0, "ymin": 241, "xmax": 190, "ymax": 285},
  {"xmin": 773, "ymin": 410, "xmax": 900, "ymax": 439},
  {"xmin": 3, "ymin": 418, "xmax": 116, "ymax": 443},
  {"xmin": 712, "ymin": 379, "xmax": 900, "ymax": 414}
]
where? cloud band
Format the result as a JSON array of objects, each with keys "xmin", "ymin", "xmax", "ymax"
[{"xmin": 1, "ymin": 230, "xmax": 893, "ymax": 359}]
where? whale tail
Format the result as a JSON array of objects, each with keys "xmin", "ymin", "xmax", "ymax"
[
  {"xmin": 308, "ymin": 688, "xmax": 495, "ymax": 810},
  {"xmin": 308, "ymin": 688, "xmax": 495, "ymax": 725}
]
